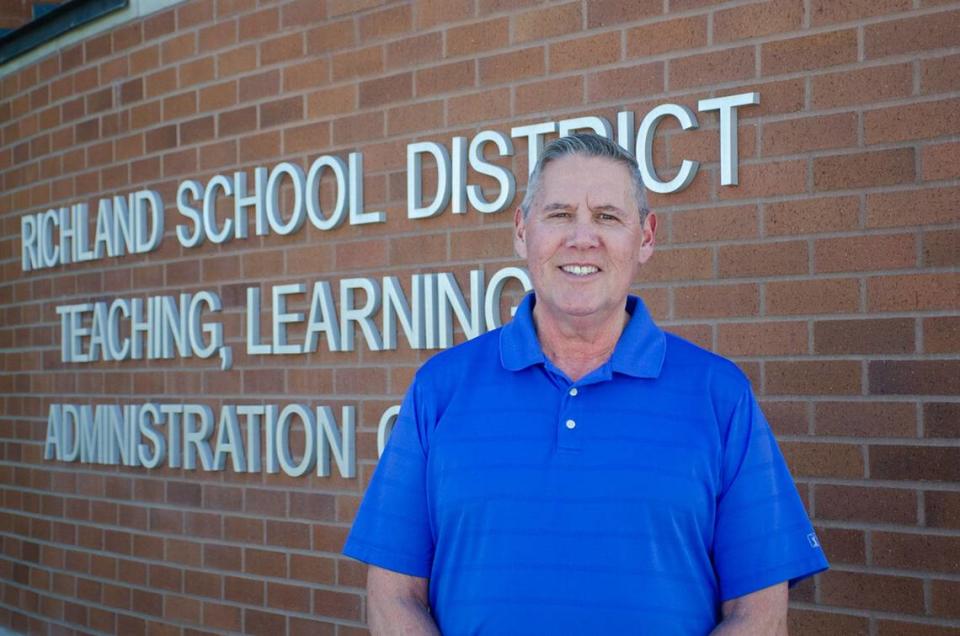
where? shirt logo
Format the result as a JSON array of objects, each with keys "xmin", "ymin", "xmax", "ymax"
[{"xmin": 807, "ymin": 532, "xmax": 820, "ymax": 548}]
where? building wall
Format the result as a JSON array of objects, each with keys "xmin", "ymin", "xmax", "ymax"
[{"xmin": 0, "ymin": 0, "xmax": 958, "ymax": 633}]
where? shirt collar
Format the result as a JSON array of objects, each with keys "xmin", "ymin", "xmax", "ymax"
[{"xmin": 499, "ymin": 292, "xmax": 666, "ymax": 379}]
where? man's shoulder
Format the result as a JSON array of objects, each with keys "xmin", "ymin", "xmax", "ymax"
[{"xmin": 661, "ymin": 330, "xmax": 752, "ymax": 396}]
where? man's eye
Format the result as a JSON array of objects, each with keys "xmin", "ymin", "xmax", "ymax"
[
  {"xmin": 548, "ymin": 211, "xmax": 571, "ymax": 218},
  {"xmin": 598, "ymin": 213, "xmax": 619, "ymax": 222}
]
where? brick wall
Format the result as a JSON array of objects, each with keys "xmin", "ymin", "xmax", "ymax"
[{"xmin": 0, "ymin": 0, "xmax": 958, "ymax": 633}]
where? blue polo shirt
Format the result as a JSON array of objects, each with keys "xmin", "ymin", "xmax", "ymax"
[{"xmin": 344, "ymin": 294, "xmax": 828, "ymax": 635}]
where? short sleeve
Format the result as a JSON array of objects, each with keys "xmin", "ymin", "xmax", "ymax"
[
  {"xmin": 342, "ymin": 380, "xmax": 435, "ymax": 577},
  {"xmin": 713, "ymin": 389, "xmax": 829, "ymax": 601}
]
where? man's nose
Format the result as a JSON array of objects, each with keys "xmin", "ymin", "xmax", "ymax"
[{"xmin": 565, "ymin": 216, "xmax": 600, "ymax": 249}]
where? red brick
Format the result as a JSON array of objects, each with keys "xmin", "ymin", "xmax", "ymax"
[
  {"xmin": 714, "ymin": 0, "xmax": 804, "ymax": 43},
  {"xmin": 867, "ymin": 187, "xmax": 960, "ymax": 229},
  {"xmin": 764, "ymin": 196, "xmax": 860, "ymax": 237},
  {"xmin": 225, "ymin": 576, "xmax": 263, "ymax": 604},
  {"xmin": 865, "ymin": 98, "xmax": 960, "ymax": 145},
  {"xmin": 268, "ymin": 582, "xmax": 310, "ymax": 612},
  {"xmin": 640, "ymin": 247, "xmax": 713, "ymax": 283},
  {"xmin": 586, "ymin": 0, "xmax": 661, "ymax": 27},
  {"xmin": 359, "ymin": 4, "xmax": 412, "ymax": 40},
  {"xmin": 926, "ymin": 490, "xmax": 960, "ymax": 530},
  {"xmin": 416, "ymin": 61, "xmax": 474, "ymax": 97},
  {"xmin": 359, "ymin": 73, "xmax": 413, "ymax": 108},
  {"xmin": 307, "ymin": 85, "xmax": 356, "ymax": 118},
  {"xmin": 869, "ymin": 361, "xmax": 960, "ymax": 396},
  {"xmin": 204, "ymin": 602, "xmax": 242, "ymax": 631},
  {"xmin": 289, "ymin": 554, "xmax": 336, "ymax": 585},
  {"xmin": 670, "ymin": 46, "xmax": 754, "ymax": 91},
  {"xmin": 218, "ymin": 45, "xmax": 257, "ymax": 77},
  {"xmin": 259, "ymin": 96, "xmax": 303, "ymax": 128},
  {"xmin": 415, "ymin": 0, "xmax": 472, "ymax": 29},
  {"xmin": 479, "ymin": 47, "xmax": 545, "ymax": 84},
  {"xmin": 448, "ymin": 88, "xmax": 511, "ymax": 126},
  {"xmin": 762, "ymin": 113, "xmax": 857, "ymax": 156},
  {"xmin": 921, "ymin": 53, "xmax": 960, "ymax": 94},
  {"xmin": 812, "ymin": 0, "xmax": 911, "ymax": 25},
  {"xmin": 674, "ymin": 283, "xmax": 758, "ymax": 318},
  {"xmin": 815, "ymin": 401, "xmax": 917, "ymax": 437},
  {"xmin": 865, "ymin": 10, "xmax": 960, "ymax": 58},
  {"xmin": 513, "ymin": 2, "xmax": 581, "ymax": 43},
  {"xmin": 719, "ymin": 160, "xmax": 806, "ymax": 200},
  {"xmin": 766, "ymin": 360, "xmax": 862, "ymax": 396},
  {"xmin": 816, "ymin": 484, "xmax": 917, "ymax": 524},
  {"xmin": 332, "ymin": 46, "xmax": 383, "ymax": 81},
  {"xmin": 673, "ymin": 205, "xmax": 758, "ymax": 243},
  {"xmin": 245, "ymin": 548, "xmax": 287, "ymax": 577},
  {"xmin": 812, "ymin": 63, "xmax": 913, "ymax": 109},
  {"xmin": 587, "ymin": 63, "xmax": 664, "ymax": 101},
  {"xmin": 814, "ymin": 148, "xmax": 915, "ymax": 191},
  {"xmin": 815, "ymin": 318, "xmax": 915, "ymax": 355},
  {"xmin": 282, "ymin": 59, "xmax": 329, "ymax": 92},
  {"xmin": 924, "ymin": 316, "xmax": 960, "ymax": 353},
  {"xmin": 260, "ymin": 32, "xmax": 304, "ymax": 66},
  {"xmin": 718, "ymin": 240, "xmax": 807, "ymax": 277},
  {"xmin": 332, "ymin": 111, "xmax": 384, "ymax": 145},
  {"xmin": 242, "ymin": 8, "xmax": 280, "ymax": 39},
  {"xmin": 873, "ymin": 532, "xmax": 960, "ymax": 573},
  {"xmin": 385, "ymin": 33, "xmax": 442, "ymax": 69},
  {"xmin": 314, "ymin": 589, "xmax": 362, "ymax": 621},
  {"xmin": 244, "ymin": 609, "xmax": 286, "ymax": 635},
  {"xmin": 387, "ymin": 99, "xmax": 444, "ymax": 136},
  {"xmin": 819, "ymin": 570, "xmax": 924, "ymax": 613},
  {"xmin": 815, "ymin": 528, "xmax": 866, "ymax": 566},
  {"xmin": 627, "ymin": 15, "xmax": 707, "ymax": 57},
  {"xmin": 280, "ymin": 0, "xmax": 326, "ymax": 27},
  {"xmin": 877, "ymin": 621, "xmax": 960, "ymax": 636},
  {"xmin": 549, "ymin": 32, "xmax": 620, "ymax": 73},
  {"xmin": 868, "ymin": 273, "xmax": 960, "ymax": 312},
  {"xmin": 922, "ymin": 141, "xmax": 960, "ymax": 181},
  {"xmin": 815, "ymin": 234, "xmax": 916, "ymax": 273},
  {"xmin": 446, "ymin": 18, "xmax": 508, "ymax": 57},
  {"xmin": 931, "ymin": 579, "xmax": 960, "ymax": 618},
  {"xmin": 516, "ymin": 76, "xmax": 583, "ymax": 116},
  {"xmin": 717, "ymin": 321, "xmax": 807, "ymax": 357},
  {"xmin": 780, "ymin": 440, "xmax": 865, "ymax": 477},
  {"xmin": 762, "ymin": 30, "xmax": 858, "ymax": 75},
  {"xmin": 306, "ymin": 19, "xmax": 355, "ymax": 55}
]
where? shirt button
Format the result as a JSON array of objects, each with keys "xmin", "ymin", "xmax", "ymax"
[
  {"xmin": 569, "ymin": 388, "xmax": 578, "ymax": 397},
  {"xmin": 565, "ymin": 419, "xmax": 576, "ymax": 430}
]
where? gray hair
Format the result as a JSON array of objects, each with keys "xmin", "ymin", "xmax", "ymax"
[{"xmin": 519, "ymin": 132, "xmax": 650, "ymax": 222}]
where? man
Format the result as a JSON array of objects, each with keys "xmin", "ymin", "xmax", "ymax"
[{"xmin": 344, "ymin": 133, "xmax": 828, "ymax": 634}]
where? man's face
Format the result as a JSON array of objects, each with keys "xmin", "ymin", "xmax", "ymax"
[{"xmin": 514, "ymin": 154, "xmax": 656, "ymax": 325}]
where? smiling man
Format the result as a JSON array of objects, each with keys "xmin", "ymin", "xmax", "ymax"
[{"xmin": 344, "ymin": 133, "xmax": 828, "ymax": 635}]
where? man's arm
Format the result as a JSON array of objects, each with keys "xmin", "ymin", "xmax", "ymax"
[
  {"xmin": 367, "ymin": 565, "xmax": 441, "ymax": 636},
  {"xmin": 710, "ymin": 582, "xmax": 788, "ymax": 636}
]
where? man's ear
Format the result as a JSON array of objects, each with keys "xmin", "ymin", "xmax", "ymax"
[
  {"xmin": 637, "ymin": 212, "xmax": 657, "ymax": 264},
  {"xmin": 513, "ymin": 206, "xmax": 527, "ymax": 258}
]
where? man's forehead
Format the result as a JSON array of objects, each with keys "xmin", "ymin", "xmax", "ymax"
[{"xmin": 538, "ymin": 155, "xmax": 636, "ymax": 203}]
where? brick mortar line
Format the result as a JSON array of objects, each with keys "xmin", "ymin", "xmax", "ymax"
[
  {"xmin": 788, "ymin": 599, "xmax": 960, "ymax": 625},
  {"xmin": 0, "ymin": 577, "xmax": 368, "ymax": 635},
  {"xmin": 0, "ymin": 526, "xmax": 363, "ymax": 581},
  {"xmin": 794, "ymin": 478, "xmax": 960, "ymax": 492},
  {"xmin": 812, "ymin": 522, "xmax": 960, "ymax": 541},
  {"xmin": 0, "ymin": 476, "xmax": 364, "ymax": 500}
]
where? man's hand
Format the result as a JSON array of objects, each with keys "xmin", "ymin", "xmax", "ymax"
[
  {"xmin": 367, "ymin": 565, "xmax": 441, "ymax": 636},
  {"xmin": 710, "ymin": 582, "xmax": 789, "ymax": 635}
]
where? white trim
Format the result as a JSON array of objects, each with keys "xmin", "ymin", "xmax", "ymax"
[{"xmin": 0, "ymin": 0, "xmax": 187, "ymax": 77}]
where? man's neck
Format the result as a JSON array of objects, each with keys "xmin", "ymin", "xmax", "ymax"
[{"xmin": 533, "ymin": 303, "xmax": 629, "ymax": 382}]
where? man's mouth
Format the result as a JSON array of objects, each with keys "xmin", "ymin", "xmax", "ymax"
[{"xmin": 560, "ymin": 264, "xmax": 600, "ymax": 276}]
